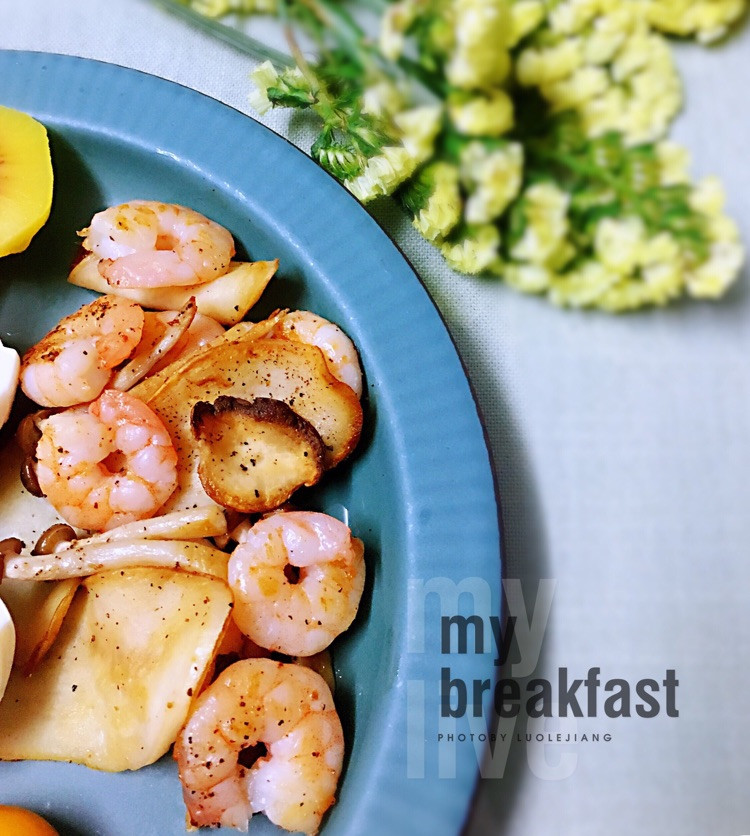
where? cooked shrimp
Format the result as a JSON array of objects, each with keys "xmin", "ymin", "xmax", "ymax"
[
  {"xmin": 35, "ymin": 389, "xmax": 178, "ymax": 531},
  {"xmin": 228, "ymin": 511, "xmax": 365, "ymax": 657},
  {"xmin": 174, "ymin": 658, "xmax": 344, "ymax": 834},
  {"xmin": 81, "ymin": 201, "xmax": 235, "ymax": 288},
  {"xmin": 20, "ymin": 295, "xmax": 144, "ymax": 407},
  {"xmin": 273, "ymin": 311, "xmax": 363, "ymax": 398}
]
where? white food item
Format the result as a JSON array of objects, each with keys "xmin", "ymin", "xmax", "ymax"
[
  {"xmin": 0, "ymin": 340, "xmax": 20, "ymax": 429},
  {"xmin": 0, "ymin": 598, "xmax": 15, "ymax": 703}
]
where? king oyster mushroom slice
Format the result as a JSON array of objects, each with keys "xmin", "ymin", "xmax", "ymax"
[{"xmin": 191, "ymin": 396, "xmax": 326, "ymax": 514}]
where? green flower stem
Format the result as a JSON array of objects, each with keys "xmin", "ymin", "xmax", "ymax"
[
  {"xmin": 526, "ymin": 144, "xmax": 657, "ymax": 223},
  {"xmin": 299, "ymin": 0, "xmax": 442, "ymax": 100},
  {"xmin": 157, "ymin": 0, "xmax": 294, "ymax": 67},
  {"xmin": 315, "ymin": 0, "xmax": 368, "ymax": 42},
  {"xmin": 353, "ymin": 0, "xmax": 389, "ymax": 12},
  {"xmin": 395, "ymin": 54, "xmax": 446, "ymax": 99},
  {"xmin": 528, "ymin": 145, "xmax": 624, "ymax": 193}
]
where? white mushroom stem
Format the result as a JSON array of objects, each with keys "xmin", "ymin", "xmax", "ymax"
[
  {"xmin": 78, "ymin": 505, "xmax": 227, "ymax": 545},
  {"xmin": 112, "ymin": 297, "xmax": 197, "ymax": 391},
  {"xmin": 5, "ymin": 538, "xmax": 229, "ymax": 582}
]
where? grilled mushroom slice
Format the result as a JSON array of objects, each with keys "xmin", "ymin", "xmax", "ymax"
[{"xmin": 191, "ymin": 396, "xmax": 326, "ymax": 514}]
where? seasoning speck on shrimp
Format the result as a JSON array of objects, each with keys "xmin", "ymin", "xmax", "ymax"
[
  {"xmin": 81, "ymin": 200, "xmax": 235, "ymax": 288},
  {"xmin": 174, "ymin": 658, "xmax": 344, "ymax": 834},
  {"xmin": 35, "ymin": 389, "xmax": 178, "ymax": 531},
  {"xmin": 20, "ymin": 294, "xmax": 144, "ymax": 407},
  {"xmin": 229, "ymin": 511, "xmax": 365, "ymax": 657}
]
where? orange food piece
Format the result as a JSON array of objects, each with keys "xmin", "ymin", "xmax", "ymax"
[{"xmin": 0, "ymin": 805, "xmax": 58, "ymax": 836}]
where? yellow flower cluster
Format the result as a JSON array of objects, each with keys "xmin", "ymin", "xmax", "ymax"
[
  {"xmin": 656, "ymin": 141, "xmax": 691, "ymax": 187},
  {"xmin": 362, "ymin": 80, "xmax": 407, "ymax": 119},
  {"xmin": 484, "ymin": 182, "xmax": 575, "ymax": 292},
  {"xmin": 444, "ymin": 0, "xmax": 519, "ymax": 136},
  {"xmin": 380, "ymin": 0, "xmax": 521, "ymax": 138},
  {"xmin": 412, "ymin": 163, "xmax": 463, "ymax": 241},
  {"xmin": 549, "ymin": 220, "xmax": 686, "ymax": 310},
  {"xmin": 379, "ymin": 0, "xmax": 418, "ymax": 62},
  {"xmin": 460, "ymin": 141, "xmax": 524, "ymax": 224},
  {"xmin": 508, "ymin": 0, "xmax": 547, "ymax": 45},
  {"xmin": 233, "ymin": 0, "xmax": 746, "ymax": 311},
  {"xmin": 446, "ymin": 0, "xmax": 512, "ymax": 89},
  {"xmin": 447, "ymin": 90, "xmax": 515, "ymax": 137},
  {"xmin": 684, "ymin": 177, "xmax": 744, "ymax": 298},
  {"xmin": 498, "ymin": 170, "xmax": 744, "ymax": 311},
  {"xmin": 509, "ymin": 182, "xmax": 571, "ymax": 266},
  {"xmin": 516, "ymin": 0, "xmax": 683, "ymax": 144},
  {"xmin": 441, "ymin": 225, "xmax": 502, "ymax": 274},
  {"xmin": 345, "ymin": 107, "xmax": 443, "ymax": 202},
  {"xmin": 190, "ymin": 0, "xmax": 275, "ymax": 16},
  {"xmin": 404, "ymin": 141, "xmax": 524, "ymax": 255},
  {"xmin": 378, "ymin": 0, "xmax": 744, "ymax": 306},
  {"xmin": 643, "ymin": 0, "xmax": 746, "ymax": 43}
]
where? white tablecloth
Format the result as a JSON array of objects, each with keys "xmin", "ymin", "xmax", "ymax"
[{"xmin": 5, "ymin": 2, "xmax": 750, "ymax": 833}]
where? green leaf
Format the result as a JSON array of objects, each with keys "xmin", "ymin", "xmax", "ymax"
[
  {"xmin": 267, "ymin": 84, "xmax": 315, "ymax": 109},
  {"xmin": 400, "ymin": 166, "xmax": 436, "ymax": 216}
]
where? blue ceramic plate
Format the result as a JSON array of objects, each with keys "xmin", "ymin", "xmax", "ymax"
[{"xmin": 0, "ymin": 51, "xmax": 501, "ymax": 836}]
